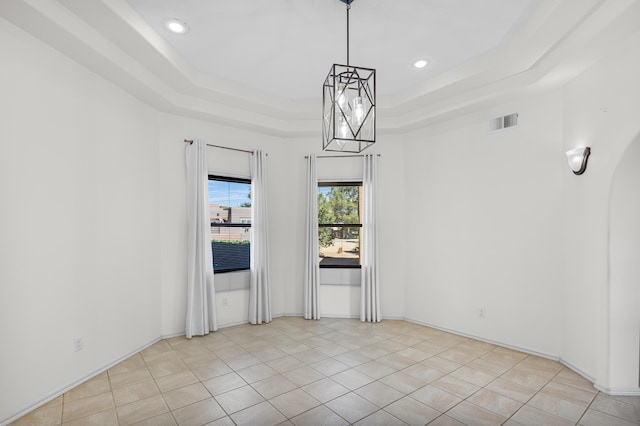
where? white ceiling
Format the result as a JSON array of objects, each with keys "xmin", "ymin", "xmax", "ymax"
[
  {"xmin": 124, "ymin": 0, "xmax": 539, "ymax": 99},
  {"xmin": 2, "ymin": 0, "xmax": 637, "ymax": 136}
]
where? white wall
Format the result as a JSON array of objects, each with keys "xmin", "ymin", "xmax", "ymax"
[
  {"xmin": 562, "ymin": 31, "xmax": 640, "ymax": 391},
  {"xmin": 403, "ymin": 90, "xmax": 564, "ymax": 357},
  {"xmin": 609, "ymin": 137, "xmax": 640, "ymax": 392},
  {"xmin": 0, "ymin": 18, "xmax": 162, "ymax": 422}
]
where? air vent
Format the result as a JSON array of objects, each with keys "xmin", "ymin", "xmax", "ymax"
[{"xmin": 489, "ymin": 113, "xmax": 519, "ymax": 132}]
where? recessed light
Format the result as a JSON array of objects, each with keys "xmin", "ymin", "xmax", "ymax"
[
  {"xmin": 412, "ymin": 58, "xmax": 431, "ymax": 69},
  {"xmin": 165, "ymin": 18, "xmax": 189, "ymax": 34}
]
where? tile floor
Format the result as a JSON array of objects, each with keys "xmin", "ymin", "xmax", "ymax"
[{"xmin": 10, "ymin": 317, "xmax": 640, "ymax": 426}]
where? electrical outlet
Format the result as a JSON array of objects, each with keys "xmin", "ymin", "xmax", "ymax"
[
  {"xmin": 222, "ymin": 296, "xmax": 228, "ymax": 307},
  {"xmin": 479, "ymin": 308, "xmax": 486, "ymax": 318},
  {"xmin": 74, "ymin": 336, "xmax": 83, "ymax": 352}
]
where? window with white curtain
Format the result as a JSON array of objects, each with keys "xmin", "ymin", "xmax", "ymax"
[
  {"xmin": 318, "ymin": 182, "xmax": 362, "ymax": 268},
  {"xmin": 208, "ymin": 175, "xmax": 252, "ymax": 273}
]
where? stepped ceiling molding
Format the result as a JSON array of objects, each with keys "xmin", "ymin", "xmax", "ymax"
[{"xmin": 1, "ymin": 0, "xmax": 639, "ymax": 137}]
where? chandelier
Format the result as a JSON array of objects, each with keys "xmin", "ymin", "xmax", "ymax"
[{"xmin": 322, "ymin": 0, "xmax": 376, "ymax": 152}]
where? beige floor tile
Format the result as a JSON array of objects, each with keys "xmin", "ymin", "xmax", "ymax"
[
  {"xmin": 578, "ymin": 408, "xmax": 639, "ymax": 426},
  {"xmin": 291, "ymin": 405, "xmax": 349, "ymax": 426},
  {"xmin": 44, "ymin": 396, "xmax": 64, "ymax": 408},
  {"xmin": 510, "ymin": 405, "xmax": 575, "ymax": 426},
  {"xmin": 214, "ymin": 385, "xmax": 264, "ymax": 414},
  {"xmin": 481, "ymin": 347, "xmax": 528, "ymax": 368},
  {"xmin": 302, "ymin": 378, "xmax": 350, "ymax": 403},
  {"xmin": 230, "ymin": 401, "xmax": 287, "ymax": 426},
  {"xmin": 511, "ymin": 363, "xmax": 557, "ymax": 382},
  {"xmin": 334, "ymin": 351, "xmax": 371, "ymax": 367},
  {"xmin": 224, "ymin": 353, "xmax": 262, "ymax": 371},
  {"xmin": 500, "ymin": 368, "xmax": 550, "ymax": 391},
  {"xmin": 438, "ymin": 348, "xmax": 479, "ymax": 365},
  {"xmin": 384, "ymin": 396, "xmax": 440, "ymax": 426},
  {"xmin": 64, "ymin": 377, "xmax": 111, "ymax": 403},
  {"xmin": 539, "ymin": 381, "xmax": 596, "ymax": 406},
  {"xmin": 62, "ymin": 408, "xmax": 118, "ymax": 425},
  {"xmin": 252, "ymin": 347, "xmax": 288, "ymax": 362},
  {"xmin": 431, "ymin": 375, "xmax": 480, "ymax": 399},
  {"xmin": 467, "ymin": 388, "xmax": 522, "ymax": 417},
  {"xmin": 62, "ymin": 392, "xmax": 115, "ymax": 423},
  {"xmin": 396, "ymin": 347, "xmax": 431, "ymax": 363},
  {"xmin": 267, "ymin": 355, "xmax": 306, "ymax": 373},
  {"xmin": 446, "ymin": 401, "xmax": 507, "ymax": 426},
  {"xmin": 115, "ymin": 394, "xmax": 168, "ymax": 426},
  {"xmin": 484, "ymin": 378, "xmax": 537, "ymax": 403},
  {"xmin": 553, "ymin": 368, "xmax": 596, "ymax": 392},
  {"xmin": 517, "ymin": 355, "xmax": 563, "ymax": 375},
  {"xmin": 401, "ymin": 364, "xmax": 446, "ymax": 383},
  {"xmin": 108, "ymin": 355, "xmax": 146, "ymax": 377},
  {"xmin": 163, "ymin": 382, "xmax": 211, "ymax": 410},
  {"xmin": 608, "ymin": 394, "xmax": 640, "ymax": 408},
  {"xmin": 466, "ymin": 358, "xmax": 510, "ymax": 377},
  {"xmin": 379, "ymin": 371, "xmax": 425, "ymax": 394},
  {"xmin": 181, "ymin": 352, "xmax": 219, "ymax": 368},
  {"xmin": 456, "ymin": 340, "xmax": 496, "ymax": 356},
  {"xmin": 353, "ymin": 410, "xmax": 408, "ymax": 426},
  {"xmin": 326, "ymin": 392, "xmax": 379, "ymax": 424},
  {"xmin": 204, "ymin": 416, "xmax": 235, "ymax": 426},
  {"xmin": 355, "ymin": 361, "xmax": 396, "ymax": 380},
  {"xmin": 282, "ymin": 366, "xmax": 326, "ymax": 387},
  {"xmin": 11, "ymin": 404, "xmax": 62, "ymax": 426},
  {"xmin": 420, "ymin": 356, "xmax": 461, "ymax": 374},
  {"xmin": 236, "ymin": 363, "xmax": 277, "ymax": 384},
  {"xmin": 332, "ymin": 369, "xmax": 375, "ymax": 390},
  {"xmin": 527, "ymin": 392, "xmax": 588, "ymax": 422},
  {"xmin": 172, "ymin": 398, "xmax": 226, "ymax": 426},
  {"xmin": 427, "ymin": 414, "xmax": 466, "ymax": 426},
  {"xmin": 356, "ymin": 381, "xmax": 405, "ymax": 407},
  {"xmin": 108, "ymin": 368, "xmax": 153, "ymax": 391},
  {"xmin": 112, "ymin": 379, "xmax": 160, "ymax": 406},
  {"xmin": 291, "ymin": 349, "xmax": 328, "ymax": 365},
  {"xmin": 411, "ymin": 385, "xmax": 462, "ymax": 412},
  {"xmin": 309, "ymin": 358, "xmax": 350, "ymax": 376},
  {"xmin": 315, "ymin": 343, "xmax": 350, "ymax": 357},
  {"xmin": 191, "ymin": 359, "xmax": 233, "ymax": 381},
  {"xmin": 277, "ymin": 342, "xmax": 313, "ymax": 356},
  {"xmin": 155, "ymin": 370, "xmax": 199, "ymax": 393},
  {"xmin": 131, "ymin": 412, "xmax": 177, "ymax": 426},
  {"xmin": 449, "ymin": 366, "xmax": 495, "ymax": 387},
  {"xmin": 376, "ymin": 354, "xmax": 416, "ymax": 371},
  {"xmin": 269, "ymin": 388, "xmax": 320, "ymax": 418},
  {"xmin": 590, "ymin": 393, "xmax": 640, "ymax": 424},
  {"xmin": 412, "ymin": 342, "xmax": 448, "ymax": 356},
  {"xmin": 252, "ymin": 374, "xmax": 298, "ymax": 399}
]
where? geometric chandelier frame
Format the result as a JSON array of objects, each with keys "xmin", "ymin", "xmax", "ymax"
[{"xmin": 322, "ymin": 0, "xmax": 376, "ymax": 153}]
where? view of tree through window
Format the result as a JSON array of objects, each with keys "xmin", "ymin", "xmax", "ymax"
[
  {"xmin": 208, "ymin": 176, "xmax": 251, "ymax": 273},
  {"xmin": 318, "ymin": 183, "xmax": 362, "ymax": 267}
]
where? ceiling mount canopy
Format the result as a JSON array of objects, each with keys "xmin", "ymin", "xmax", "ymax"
[{"xmin": 322, "ymin": 0, "xmax": 376, "ymax": 153}]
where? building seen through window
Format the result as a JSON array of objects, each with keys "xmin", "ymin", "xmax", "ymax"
[{"xmin": 208, "ymin": 176, "xmax": 251, "ymax": 273}]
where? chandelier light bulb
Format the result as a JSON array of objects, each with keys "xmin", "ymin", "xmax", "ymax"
[
  {"xmin": 352, "ymin": 97, "xmax": 365, "ymax": 125},
  {"xmin": 338, "ymin": 116, "xmax": 350, "ymax": 139},
  {"xmin": 336, "ymin": 84, "xmax": 348, "ymax": 110}
]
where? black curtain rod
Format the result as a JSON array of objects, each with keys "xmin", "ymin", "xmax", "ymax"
[
  {"xmin": 183, "ymin": 139, "xmax": 254, "ymax": 155},
  {"xmin": 304, "ymin": 154, "xmax": 381, "ymax": 159}
]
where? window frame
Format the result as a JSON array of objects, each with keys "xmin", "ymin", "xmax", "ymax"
[
  {"xmin": 208, "ymin": 174, "xmax": 252, "ymax": 274},
  {"xmin": 318, "ymin": 181, "xmax": 363, "ymax": 269}
]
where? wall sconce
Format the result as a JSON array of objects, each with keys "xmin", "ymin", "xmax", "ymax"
[{"xmin": 565, "ymin": 147, "xmax": 591, "ymax": 175}]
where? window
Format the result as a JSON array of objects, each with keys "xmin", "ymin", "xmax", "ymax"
[
  {"xmin": 318, "ymin": 182, "xmax": 362, "ymax": 268},
  {"xmin": 208, "ymin": 176, "xmax": 251, "ymax": 273}
]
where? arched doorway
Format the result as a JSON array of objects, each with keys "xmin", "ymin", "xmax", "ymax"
[{"xmin": 609, "ymin": 134, "xmax": 640, "ymax": 392}]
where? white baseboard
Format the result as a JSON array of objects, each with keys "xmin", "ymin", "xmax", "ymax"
[
  {"xmin": 403, "ymin": 317, "xmax": 560, "ymax": 361},
  {"xmin": 1, "ymin": 337, "xmax": 161, "ymax": 426},
  {"xmin": 593, "ymin": 384, "xmax": 640, "ymax": 396}
]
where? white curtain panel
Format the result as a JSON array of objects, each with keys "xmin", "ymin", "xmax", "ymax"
[
  {"xmin": 361, "ymin": 153, "xmax": 381, "ymax": 322},
  {"xmin": 249, "ymin": 149, "xmax": 272, "ymax": 324},
  {"xmin": 185, "ymin": 139, "xmax": 218, "ymax": 338},
  {"xmin": 304, "ymin": 154, "xmax": 320, "ymax": 320}
]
